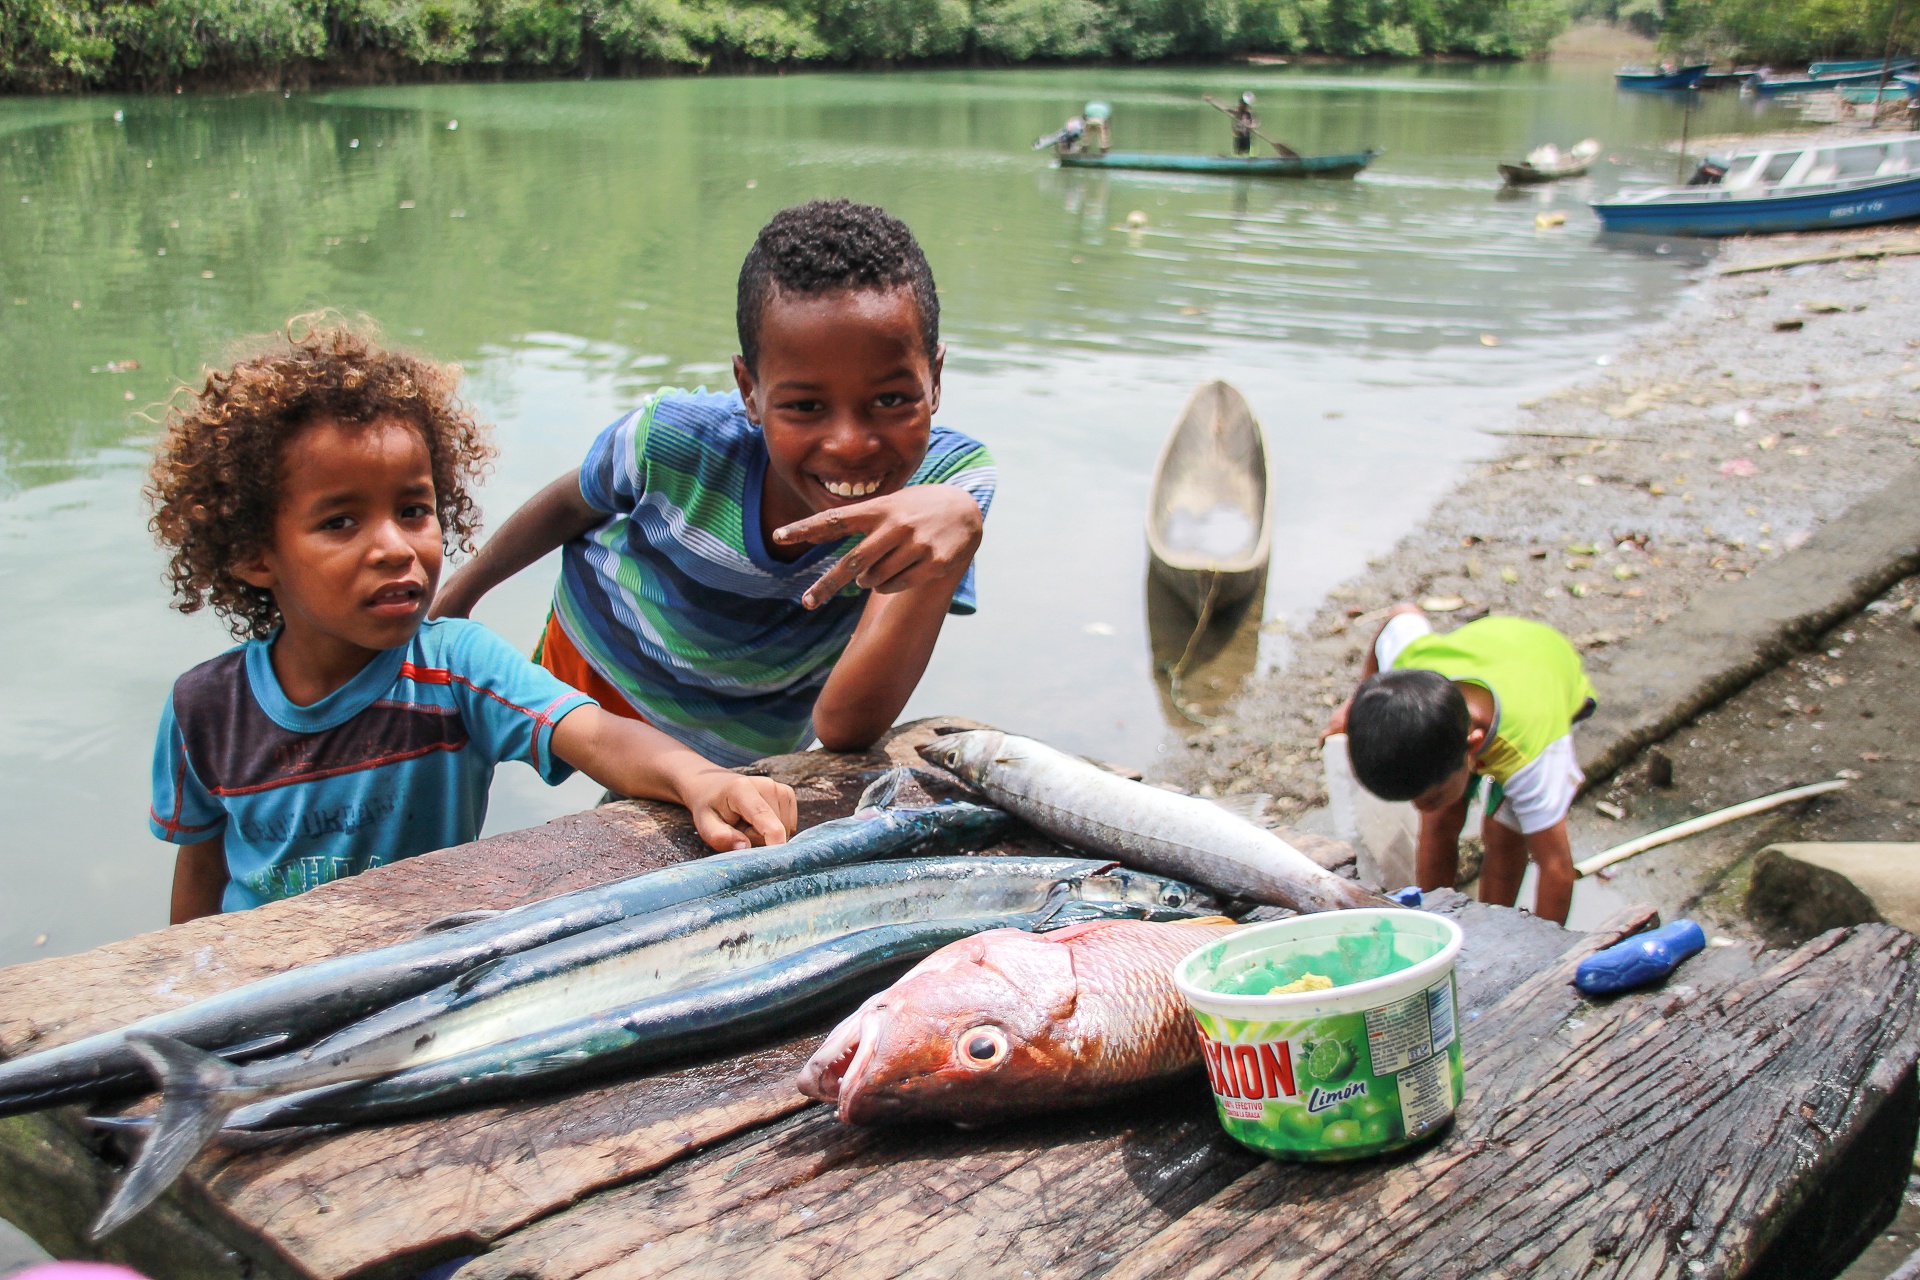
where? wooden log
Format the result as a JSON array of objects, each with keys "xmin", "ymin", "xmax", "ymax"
[
  {"xmin": 1098, "ymin": 925, "xmax": 1920, "ymax": 1280},
  {"xmin": 457, "ymin": 908, "xmax": 1919, "ymax": 1280},
  {"xmin": 450, "ymin": 895, "xmax": 1604, "ymax": 1280}
]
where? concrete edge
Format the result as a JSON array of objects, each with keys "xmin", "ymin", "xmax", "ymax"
[{"xmin": 1578, "ymin": 464, "xmax": 1920, "ymax": 787}]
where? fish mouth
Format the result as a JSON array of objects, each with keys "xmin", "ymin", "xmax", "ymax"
[{"xmin": 796, "ymin": 1005, "xmax": 883, "ymax": 1107}]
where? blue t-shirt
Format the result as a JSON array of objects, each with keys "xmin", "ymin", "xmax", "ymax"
[
  {"xmin": 551, "ymin": 389, "xmax": 996, "ymax": 766},
  {"xmin": 150, "ymin": 618, "xmax": 596, "ymax": 912}
]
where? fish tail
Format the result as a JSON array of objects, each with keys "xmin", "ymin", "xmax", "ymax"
[
  {"xmin": 854, "ymin": 766, "xmax": 909, "ymax": 815},
  {"xmin": 90, "ymin": 1035, "xmax": 249, "ymax": 1241}
]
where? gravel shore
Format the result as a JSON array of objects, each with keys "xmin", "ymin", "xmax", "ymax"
[{"xmin": 1168, "ymin": 224, "xmax": 1920, "ymax": 818}]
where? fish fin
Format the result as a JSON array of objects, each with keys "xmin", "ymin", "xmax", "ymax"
[
  {"xmin": 854, "ymin": 767, "xmax": 909, "ymax": 815},
  {"xmin": 410, "ymin": 909, "xmax": 503, "ymax": 937},
  {"xmin": 90, "ymin": 1035, "xmax": 246, "ymax": 1241}
]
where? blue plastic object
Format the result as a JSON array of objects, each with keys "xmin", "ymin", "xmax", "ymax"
[
  {"xmin": 1574, "ymin": 920, "xmax": 1707, "ymax": 996},
  {"xmin": 1391, "ymin": 886, "xmax": 1424, "ymax": 907}
]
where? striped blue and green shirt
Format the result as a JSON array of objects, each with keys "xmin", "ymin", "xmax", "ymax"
[{"xmin": 554, "ymin": 389, "xmax": 996, "ymax": 767}]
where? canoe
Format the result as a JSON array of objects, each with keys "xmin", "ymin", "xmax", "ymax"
[
  {"xmin": 1753, "ymin": 66, "xmax": 1908, "ymax": 95},
  {"xmin": 1145, "ymin": 381, "xmax": 1272, "ymax": 616},
  {"xmin": 1059, "ymin": 149, "xmax": 1380, "ymax": 178},
  {"xmin": 1839, "ymin": 84, "xmax": 1914, "ymax": 103},
  {"xmin": 1615, "ymin": 63, "xmax": 1709, "ymax": 91},
  {"xmin": 1500, "ymin": 138, "xmax": 1600, "ymax": 185},
  {"xmin": 1593, "ymin": 132, "xmax": 1920, "ymax": 235},
  {"xmin": 1697, "ymin": 69, "xmax": 1760, "ymax": 89},
  {"xmin": 1809, "ymin": 56, "xmax": 1917, "ymax": 76}
]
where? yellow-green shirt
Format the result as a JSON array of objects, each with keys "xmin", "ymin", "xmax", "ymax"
[{"xmin": 1391, "ymin": 616, "xmax": 1596, "ymax": 785}]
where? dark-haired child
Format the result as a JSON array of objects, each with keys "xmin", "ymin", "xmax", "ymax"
[
  {"xmin": 432, "ymin": 199, "xmax": 994, "ymax": 765},
  {"xmin": 149, "ymin": 321, "xmax": 797, "ymax": 922},
  {"xmin": 1324, "ymin": 608, "xmax": 1596, "ymax": 923}
]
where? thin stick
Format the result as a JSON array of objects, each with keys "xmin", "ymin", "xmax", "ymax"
[
  {"xmin": 1718, "ymin": 238, "xmax": 1920, "ymax": 274},
  {"xmin": 1575, "ymin": 779, "xmax": 1849, "ymax": 877},
  {"xmin": 1480, "ymin": 429, "xmax": 1654, "ymax": 442}
]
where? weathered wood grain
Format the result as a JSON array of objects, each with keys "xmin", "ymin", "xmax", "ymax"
[
  {"xmin": 1097, "ymin": 924, "xmax": 1920, "ymax": 1280},
  {"xmin": 451, "ymin": 896, "xmax": 1623, "ymax": 1280}
]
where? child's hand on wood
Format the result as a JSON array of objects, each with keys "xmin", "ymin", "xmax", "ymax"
[
  {"xmin": 679, "ymin": 771, "xmax": 799, "ymax": 852},
  {"xmin": 773, "ymin": 486, "xmax": 983, "ymax": 610}
]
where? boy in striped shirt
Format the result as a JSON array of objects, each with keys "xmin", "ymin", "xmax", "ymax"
[{"xmin": 434, "ymin": 200, "xmax": 995, "ymax": 765}]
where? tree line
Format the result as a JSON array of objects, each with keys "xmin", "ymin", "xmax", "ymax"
[
  {"xmin": 1575, "ymin": 0, "xmax": 1915, "ymax": 65},
  {"xmin": 3, "ymin": 0, "xmax": 1566, "ymax": 90}
]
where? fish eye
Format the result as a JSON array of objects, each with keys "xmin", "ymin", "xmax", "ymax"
[
  {"xmin": 1162, "ymin": 887, "xmax": 1187, "ymax": 907},
  {"xmin": 958, "ymin": 1025, "xmax": 1010, "ymax": 1069}
]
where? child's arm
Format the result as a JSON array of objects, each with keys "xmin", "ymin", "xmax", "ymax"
[
  {"xmin": 1524, "ymin": 821, "xmax": 1575, "ymax": 924},
  {"xmin": 431, "ymin": 469, "xmax": 603, "ymax": 619},
  {"xmin": 1414, "ymin": 794, "xmax": 1468, "ymax": 894},
  {"xmin": 772, "ymin": 485, "xmax": 983, "ymax": 751},
  {"xmin": 1321, "ymin": 602, "xmax": 1428, "ymax": 741},
  {"xmin": 550, "ymin": 706, "xmax": 799, "ymax": 851},
  {"xmin": 170, "ymin": 836, "xmax": 228, "ymax": 924}
]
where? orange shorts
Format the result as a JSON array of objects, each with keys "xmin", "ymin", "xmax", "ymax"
[{"xmin": 535, "ymin": 611, "xmax": 647, "ymax": 724}]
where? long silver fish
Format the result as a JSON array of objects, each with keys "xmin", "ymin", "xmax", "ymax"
[
  {"xmin": 91, "ymin": 856, "xmax": 1207, "ymax": 1237},
  {"xmin": 0, "ymin": 768, "xmax": 1004, "ymax": 1117},
  {"xmin": 919, "ymin": 731, "xmax": 1383, "ymax": 912}
]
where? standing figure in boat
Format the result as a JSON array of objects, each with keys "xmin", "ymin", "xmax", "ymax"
[
  {"xmin": 1229, "ymin": 93, "xmax": 1257, "ymax": 156},
  {"xmin": 1083, "ymin": 101, "xmax": 1112, "ymax": 151}
]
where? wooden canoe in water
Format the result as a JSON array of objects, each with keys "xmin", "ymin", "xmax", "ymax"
[
  {"xmin": 1059, "ymin": 149, "xmax": 1379, "ymax": 178},
  {"xmin": 1499, "ymin": 138, "xmax": 1600, "ymax": 185},
  {"xmin": 1145, "ymin": 381, "xmax": 1272, "ymax": 616}
]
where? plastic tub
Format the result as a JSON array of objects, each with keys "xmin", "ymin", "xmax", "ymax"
[{"xmin": 1174, "ymin": 908, "xmax": 1464, "ymax": 1161}]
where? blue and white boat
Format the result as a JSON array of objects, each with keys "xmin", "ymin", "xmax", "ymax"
[
  {"xmin": 1592, "ymin": 134, "xmax": 1920, "ymax": 235},
  {"xmin": 1615, "ymin": 63, "xmax": 1710, "ymax": 91}
]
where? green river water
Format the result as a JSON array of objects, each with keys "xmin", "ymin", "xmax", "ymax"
[{"xmin": 0, "ymin": 63, "xmax": 1798, "ymax": 963}]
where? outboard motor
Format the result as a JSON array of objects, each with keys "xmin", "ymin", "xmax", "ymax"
[{"xmin": 1686, "ymin": 157, "xmax": 1729, "ymax": 186}]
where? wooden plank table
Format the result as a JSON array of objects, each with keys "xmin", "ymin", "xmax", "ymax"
[{"xmin": 1, "ymin": 718, "xmax": 1915, "ymax": 1280}]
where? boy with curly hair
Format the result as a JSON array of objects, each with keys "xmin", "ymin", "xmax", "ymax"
[
  {"xmin": 431, "ymin": 200, "xmax": 995, "ymax": 766},
  {"xmin": 148, "ymin": 320, "xmax": 796, "ymax": 922}
]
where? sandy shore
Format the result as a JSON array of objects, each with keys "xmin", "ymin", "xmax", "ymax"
[{"xmin": 1167, "ymin": 224, "xmax": 1920, "ymax": 820}]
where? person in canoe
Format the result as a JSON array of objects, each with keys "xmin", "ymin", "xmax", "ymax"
[
  {"xmin": 1229, "ymin": 92, "xmax": 1257, "ymax": 156},
  {"xmin": 1083, "ymin": 100, "xmax": 1111, "ymax": 151},
  {"xmin": 431, "ymin": 199, "xmax": 996, "ymax": 768},
  {"xmin": 146, "ymin": 319, "xmax": 798, "ymax": 921},
  {"xmin": 1321, "ymin": 608, "xmax": 1597, "ymax": 925}
]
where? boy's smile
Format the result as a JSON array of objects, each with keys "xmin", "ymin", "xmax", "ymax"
[
  {"xmin": 233, "ymin": 414, "xmax": 443, "ymax": 705},
  {"xmin": 733, "ymin": 285, "xmax": 941, "ymax": 554}
]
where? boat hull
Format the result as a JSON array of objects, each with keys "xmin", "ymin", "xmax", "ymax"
[
  {"xmin": 1810, "ymin": 56, "xmax": 1917, "ymax": 76},
  {"xmin": 1059, "ymin": 149, "xmax": 1379, "ymax": 177},
  {"xmin": 1593, "ymin": 173, "xmax": 1920, "ymax": 236},
  {"xmin": 1145, "ymin": 381, "xmax": 1272, "ymax": 618},
  {"xmin": 1754, "ymin": 67, "xmax": 1908, "ymax": 94},
  {"xmin": 1499, "ymin": 160, "xmax": 1593, "ymax": 185},
  {"xmin": 1615, "ymin": 64, "xmax": 1709, "ymax": 91}
]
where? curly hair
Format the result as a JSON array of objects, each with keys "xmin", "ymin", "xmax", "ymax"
[
  {"xmin": 147, "ymin": 316, "xmax": 496, "ymax": 640},
  {"xmin": 735, "ymin": 199, "xmax": 939, "ymax": 372}
]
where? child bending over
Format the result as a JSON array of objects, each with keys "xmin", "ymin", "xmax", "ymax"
[
  {"xmin": 1325, "ymin": 607, "xmax": 1596, "ymax": 924},
  {"xmin": 431, "ymin": 199, "xmax": 995, "ymax": 766},
  {"xmin": 148, "ymin": 319, "xmax": 795, "ymax": 923}
]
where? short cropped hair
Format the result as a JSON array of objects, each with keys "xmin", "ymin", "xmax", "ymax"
[
  {"xmin": 735, "ymin": 199, "xmax": 939, "ymax": 372},
  {"xmin": 147, "ymin": 316, "xmax": 495, "ymax": 640},
  {"xmin": 1346, "ymin": 669, "xmax": 1472, "ymax": 801}
]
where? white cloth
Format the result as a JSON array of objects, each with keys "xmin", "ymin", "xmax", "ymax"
[
  {"xmin": 1487, "ymin": 733, "xmax": 1584, "ymax": 835},
  {"xmin": 1374, "ymin": 612, "xmax": 1433, "ymax": 671}
]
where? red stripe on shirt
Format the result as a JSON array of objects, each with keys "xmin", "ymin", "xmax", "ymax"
[
  {"xmin": 205, "ymin": 740, "xmax": 465, "ymax": 797},
  {"xmin": 398, "ymin": 661, "xmax": 583, "ymax": 774}
]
